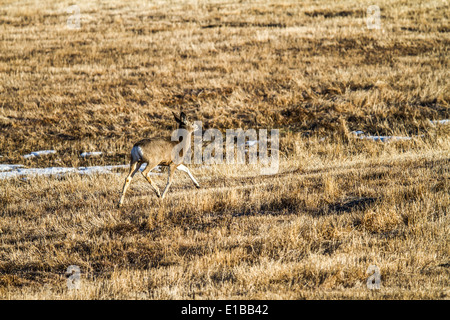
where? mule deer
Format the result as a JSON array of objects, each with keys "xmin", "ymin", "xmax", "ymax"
[{"xmin": 118, "ymin": 111, "xmax": 200, "ymax": 208}]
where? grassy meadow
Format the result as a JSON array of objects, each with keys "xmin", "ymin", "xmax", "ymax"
[{"xmin": 0, "ymin": 0, "xmax": 449, "ymax": 299}]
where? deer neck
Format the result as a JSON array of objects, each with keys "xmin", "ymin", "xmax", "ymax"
[
  {"xmin": 175, "ymin": 126, "xmax": 193, "ymax": 160},
  {"xmin": 180, "ymin": 129, "xmax": 192, "ymax": 149}
]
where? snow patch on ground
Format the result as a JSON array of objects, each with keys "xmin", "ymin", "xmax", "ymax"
[
  {"xmin": 429, "ymin": 119, "xmax": 449, "ymax": 126},
  {"xmin": 0, "ymin": 164, "xmax": 162, "ymax": 180},
  {"xmin": 23, "ymin": 150, "xmax": 57, "ymax": 159},
  {"xmin": 80, "ymin": 151, "xmax": 103, "ymax": 158},
  {"xmin": 350, "ymin": 131, "xmax": 414, "ymax": 142},
  {"xmin": 0, "ymin": 164, "xmax": 25, "ymax": 171}
]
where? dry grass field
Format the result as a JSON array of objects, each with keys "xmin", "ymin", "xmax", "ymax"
[{"xmin": 0, "ymin": 0, "xmax": 449, "ymax": 299}]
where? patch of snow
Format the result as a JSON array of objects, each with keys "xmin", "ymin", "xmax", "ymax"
[
  {"xmin": 23, "ymin": 150, "xmax": 57, "ymax": 159},
  {"xmin": 0, "ymin": 163, "xmax": 162, "ymax": 180},
  {"xmin": 429, "ymin": 119, "xmax": 449, "ymax": 126},
  {"xmin": 80, "ymin": 151, "xmax": 103, "ymax": 158},
  {"xmin": 365, "ymin": 135, "xmax": 412, "ymax": 142},
  {"xmin": 350, "ymin": 131, "xmax": 413, "ymax": 142},
  {"xmin": 0, "ymin": 166, "xmax": 76, "ymax": 179},
  {"xmin": 0, "ymin": 164, "xmax": 24, "ymax": 171}
]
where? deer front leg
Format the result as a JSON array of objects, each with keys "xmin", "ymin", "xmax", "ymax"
[
  {"xmin": 161, "ymin": 163, "xmax": 177, "ymax": 199},
  {"xmin": 176, "ymin": 164, "xmax": 200, "ymax": 188},
  {"xmin": 141, "ymin": 162, "xmax": 161, "ymax": 198}
]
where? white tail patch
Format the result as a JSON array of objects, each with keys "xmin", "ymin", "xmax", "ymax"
[{"xmin": 131, "ymin": 145, "xmax": 144, "ymax": 162}]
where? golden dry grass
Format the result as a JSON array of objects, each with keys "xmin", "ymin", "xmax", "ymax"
[{"xmin": 0, "ymin": 0, "xmax": 449, "ymax": 299}]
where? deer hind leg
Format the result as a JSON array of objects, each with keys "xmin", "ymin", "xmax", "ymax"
[
  {"xmin": 161, "ymin": 163, "xmax": 177, "ymax": 199},
  {"xmin": 118, "ymin": 160, "xmax": 141, "ymax": 208},
  {"xmin": 176, "ymin": 164, "xmax": 200, "ymax": 188},
  {"xmin": 141, "ymin": 162, "xmax": 161, "ymax": 198}
]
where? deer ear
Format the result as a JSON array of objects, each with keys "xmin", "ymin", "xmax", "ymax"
[
  {"xmin": 180, "ymin": 112, "xmax": 187, "ymax": 124},
  {"xmin": 173, "ymin": 111, "xmax": 181, "ymax": 123}
]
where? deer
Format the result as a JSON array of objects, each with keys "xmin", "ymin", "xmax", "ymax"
[{"xmin": 118, "ymin": 111, "xmax": 200, "ymax": 208}]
